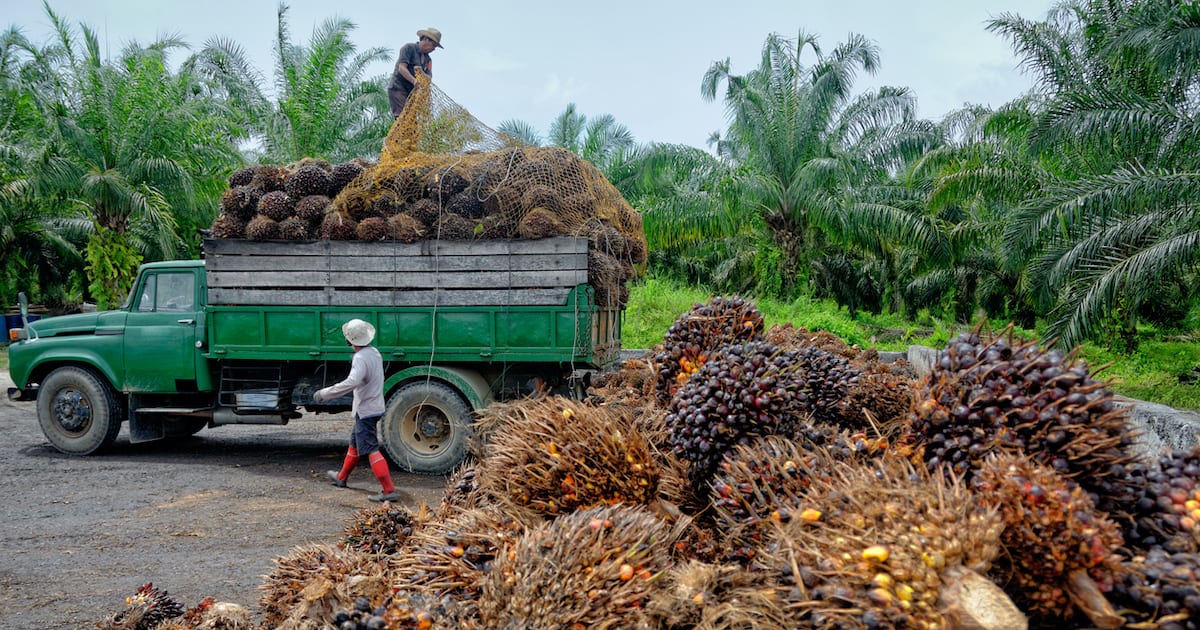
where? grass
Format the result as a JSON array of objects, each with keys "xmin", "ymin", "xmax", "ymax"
[{"xmin": 624, "ymin": 275, "xmax": 1200, "ymax": 412}]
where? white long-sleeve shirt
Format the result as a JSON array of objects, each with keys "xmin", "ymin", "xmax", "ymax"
[{"xmin": 316, "ymin": 345, "xmax": 386, "ymax": 418}]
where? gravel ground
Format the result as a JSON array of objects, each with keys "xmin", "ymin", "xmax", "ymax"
[{"xmin": 0, "ymin": 369, "xmax": 447, "ymax": 629}]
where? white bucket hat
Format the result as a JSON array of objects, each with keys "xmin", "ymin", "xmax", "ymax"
[{"xmin": 342, "ymin": 318, "xmax": 376, "ymax": 346}]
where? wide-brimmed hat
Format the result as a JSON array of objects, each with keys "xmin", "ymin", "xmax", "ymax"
[
  {"xmin": 417, "ymin": 28, "xmax": 443, "ymax": 48},
  {"xmin": 342, "ymin": 319, "xmax": 376, "ymax": 346}
]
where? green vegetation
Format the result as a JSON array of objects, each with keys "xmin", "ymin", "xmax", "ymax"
[
  {"xmin": 625, "ymin": 276, "xmax": 1200, "ymax": 412},
  {"xmin": 2, "ymin": 2, "xmax": 1197, "ymax": 409}
]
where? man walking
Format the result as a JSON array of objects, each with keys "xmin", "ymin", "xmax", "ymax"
[
  {"xmin": 388, "ymin": 27, "xmax": 442, "ymax": 118},
  {"xmin": 315, "ymin": 318, "xmax": 400, "ymax": 502}
]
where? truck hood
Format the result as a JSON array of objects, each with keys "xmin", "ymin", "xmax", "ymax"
[{"xmin": 25, "ymin": 311, "xmax": 124, "ymax": 339}]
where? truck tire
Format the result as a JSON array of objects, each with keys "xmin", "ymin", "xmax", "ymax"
[
  {"xmin": 380, "ymin": 381, "xmax": 472, "ymax": 475},
  {"xmin": 37, "ymin": 366, "xmax": 124, "ymax": 455}
]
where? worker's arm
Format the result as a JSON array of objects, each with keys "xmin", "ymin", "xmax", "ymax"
[
  {"xmin": 314, "ymin": 353, "xmax": 367, "ymax": 402},
  {"xmin": 394, "ymin": 60, "xmax": 420, "ymax": 85}
]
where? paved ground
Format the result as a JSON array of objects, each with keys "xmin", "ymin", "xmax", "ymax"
[{"xmin": 0, "ymin": 370, "xmax": 446, "ymax": 629}]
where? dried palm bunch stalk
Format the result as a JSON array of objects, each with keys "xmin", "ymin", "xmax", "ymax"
[
  {"xmin": 588, "ymin": 355, "xmax": 658, "ymax": 406},
  {"xmin": 341, "ymin": 502, "xmax": 423, "ymax": 555},
  {"xmin": 906, "ymin": 328, "xmax": 1138, "ymax": 509},
  {"xmin": 475, "ymin": 504, "xmax": 677, "ymax": 629},
  {"xmin": 648, "ymin": 560, "xmax": 788, "ymax": 630},
  {"xmin": 653, "ymin": 296, "xmax": 766, "ymax": 406},
  {"xmin": 754, "ymin": 456, "xmax": 1009, "ymax": 630},
  {"xmin": 475, "ymin": 396, "xmax": 661, "ymax": 519},
  {"xmin": 258, "ymin": 543, "xmax": 390, "ymax": 629},
  {"xmin": 974, "ymin": 453, "xmax": 1126, "ymax": 628},
  {"xmin": 98, "ymin": 582, "xmax": 185, "ymax": 630},
  {"xmin": 764, "ymin": 323, "xmax": 860, "ymax": 362}
]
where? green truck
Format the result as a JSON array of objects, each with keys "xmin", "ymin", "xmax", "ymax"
[{"xmin": 6, "ymin": 237, "xmax": 621, "ymax": 473}]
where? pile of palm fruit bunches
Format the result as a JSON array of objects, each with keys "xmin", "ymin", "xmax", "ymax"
[
  {"xmin": 100, "ymin": 295, "xmax": 1200, "ymax": 630},
  {"xmin": 207, "ymin": 154, "xmax": 645, "ymax": 308}
]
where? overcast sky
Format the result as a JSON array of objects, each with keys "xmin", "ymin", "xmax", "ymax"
[{"xmin": 6, "ymin": 0, "xmax": 1055, "ymax": 150}]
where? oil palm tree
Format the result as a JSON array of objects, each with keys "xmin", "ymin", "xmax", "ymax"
[
  {"xmin": 989, "ymin": 0, "xmax": 1200, "ymax": 350},
  {"xmin": 193, "ymin": 2, "xmax": 392, "ymax": 163},
  {"xmin": 700, "ymin": 30, "xmax": 944, "ymax": 298},
  {"xmin": 7, "ymin": 3, "xmax": 241, "ymax": 308}
]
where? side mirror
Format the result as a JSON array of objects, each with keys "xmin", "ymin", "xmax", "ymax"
[{"xmin": 18, "ymin": 291, "xmax": 28, "ymax": 327}]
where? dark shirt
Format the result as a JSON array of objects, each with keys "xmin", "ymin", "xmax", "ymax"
[{"xmin": 389, "ymin": 42, "xmax": 432, "ymax": 90}]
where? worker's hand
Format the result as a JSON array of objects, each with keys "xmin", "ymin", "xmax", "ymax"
[{"xmin": 312, "ymin": 391, "xmax": 325, "ymax": 403}]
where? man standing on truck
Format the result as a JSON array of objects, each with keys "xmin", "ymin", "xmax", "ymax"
[
  {"xmin": 314, "ymin": 319, "xmax": 400, "ymax": 502},
  {"xmin": 387, "ymin": 27, "xmax": 442, "ymax": 118}
]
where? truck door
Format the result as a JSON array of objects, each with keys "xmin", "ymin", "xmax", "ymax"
[{"xmin": 123, "ymin": 270, "xmax": 201, "ymax": 392}]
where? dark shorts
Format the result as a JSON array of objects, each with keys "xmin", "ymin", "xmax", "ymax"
[
  {"xmin": 388, "ymin": 85, "xmax": 412, "ymax": 118},
  {"xmin": 350, "ymin": 414, "xmax": 383, "ymax": 455}
]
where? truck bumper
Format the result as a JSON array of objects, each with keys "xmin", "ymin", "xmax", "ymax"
[{"xmin": 7, "ymin": 386, "xmax": 36, "ymax": 402}]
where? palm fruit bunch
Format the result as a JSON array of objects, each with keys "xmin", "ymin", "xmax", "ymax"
[
  {"xmin": 973, "ymin": 453, "xmax": 1126, "ymax": 627},
  {"xmin": 1108, "ymin": 548, "xmax": 1200, "ymax": 629},
  {"xmin": 433, "ymin": 214, "xmax": 475, "ymax": 240},
  {"xmin": 474, "ymin": 505, "xmax": 674, "ymax": 629},
  {"xmin": 277, "ymin": 216, "xmax": 309, "ymax": 240},
  {"xmin": 409, "ymin": 198, "xmax": 441, "ymax": 228},
  {"xmin": 319, "ymin": 213, "xmax": 358, "ymax": 240},
  {"xmin": 295, "ymin": 194, "xmax": 331, "ymax": 225},
  {"xmin": 648, "ymin": 560, "xmax": 788, "ymax": 630},
  {"xmin": 327, "ymin": 592, "xmax": 464, "ymax": 630},
  {"xmin": 906, "ymin": 329, "xmax": 1138, "ymax": 503},
  {"xmin": 587, "ymin": 356, "xmax": 657, "ymax": 406},
  {"xmin": 709, "ymin": 436, "xmax": 826, "ymax": 562},
  {"xmin": 1125, "ymin": 445, "xmax": 1200, "ymax": 554},
  {"xmin": 372, "ymin": 191, "xmax": 404, "ymax": 218},
  {"xmin": 355, "ymin": 216, "xmax": 390, "ymax": 241},
  {"xmin": 387, "ymin": 213, "xmax": 425, "ymax": 244},
  {"xmin": 435, "ymin": 464, "xmax": 484, "ymax": 519},
  {"xmin": 258, "ymin": 543, "xmax": 390, "ymax": 629},
  {"xmin": 445, "ymin": 191, "xmax": 485, "ymax": 219},
  {"xmin": 587, "ymin": 250, "xmax": 622, "ymax": 307},
  {"xmin": 98, "ymin": 582, "xmax": 185, "ymax": 630},
  {"xmin": 475, "ymin": 397, "xmax": 660, "ymax": 519},
  {"xmin": 835, "ymin": 362, "xmax": 918, "ymax": 431},
  {"xmin": 244, "ymin": 215, "xmax": 280, "ymax": 241},
  {"xmin": 209, "ymin": 213, "xmax": 246, "ymax": 239},
  {"xmin": 341, "ymin": 503, "xmax": 421, "ymax": 555},
  {"xmin": 219, "ymin": 185, "xmax": 260, "ymax": 221},
  {"xmin": 654, "ymin": 296, "xmax": 766, "ymax": 407},
  {"xmin": 284, "ymin": 163, "xmax": 332, "ymax": 199},
  {"xmin": 425, "ymin": 167, "xmax": 469, "ymax": 200},
  {"xmin": 228, "ymin": 166, "xmax": 256, "ymax": 187},
  {"xmin": 389, "ymin": 506, "xmax": 524, "ymax": 620},
  {"xmin": 754, "ymin": 456, "xmax": 1007, "ymax": 630},
  {"xmin": 329, "ymin": 161, "xmax": 364, "ymax": 197},
  {"xmin": 257, "ymin": 190, "xmax": 295, "ymax": 221},
  {"xmin": 665, "ymin": 341, "xmax": 816, "ymax": 487},
  {"xmin": 153, "ymin": 598, "xmax": 253, "ymax": 630},
  {"xmin": 249, "ymin": 164, "xmax": 285, "ymax": 192},
  {"xmin": 785, "ymin": 346, "xmax": 862, "ymax": 425},
  {"xmin": 515, "ymin": 207, "xmax": 566, "ymax": 239}
]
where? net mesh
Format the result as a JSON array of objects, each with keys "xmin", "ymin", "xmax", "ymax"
[{"xmin": 329, "ymin": 73, "xmax": 646, "ymax": 305}]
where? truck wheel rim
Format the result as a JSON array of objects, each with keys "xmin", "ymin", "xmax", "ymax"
[
  {"xmin": 51, "ymin": 389, "xmax": 92, "ymax": 434},
  {"xmin": 401, "ymin": 404, "xmax": 451, "ymax": 455}
]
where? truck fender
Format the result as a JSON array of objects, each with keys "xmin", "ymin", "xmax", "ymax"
[
  {"xmin": 26, "ymin": 350, "xmax": 124, "ymax": 397},
  {"xmin": 383, "ymin": 366, "xmax": 493, "ymax": 410}
]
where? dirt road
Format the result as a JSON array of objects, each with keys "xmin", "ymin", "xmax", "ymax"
[{"xmin": 0, "ymin": 370, "xmax": 447, "ymax": 629}]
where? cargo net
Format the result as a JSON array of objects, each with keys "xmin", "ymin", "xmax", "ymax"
[{"xmin": 209, "ymin": 72, "xmax": 645, "ymax": 308}]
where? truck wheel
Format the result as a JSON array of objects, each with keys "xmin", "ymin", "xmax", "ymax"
[
  {"xmin": 380, "ymin": 381, "xmax": 472, "ymax": 475},
  {"xmin": 37, "ymin": 366, "xmax": 124, "ymax": 455}
]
